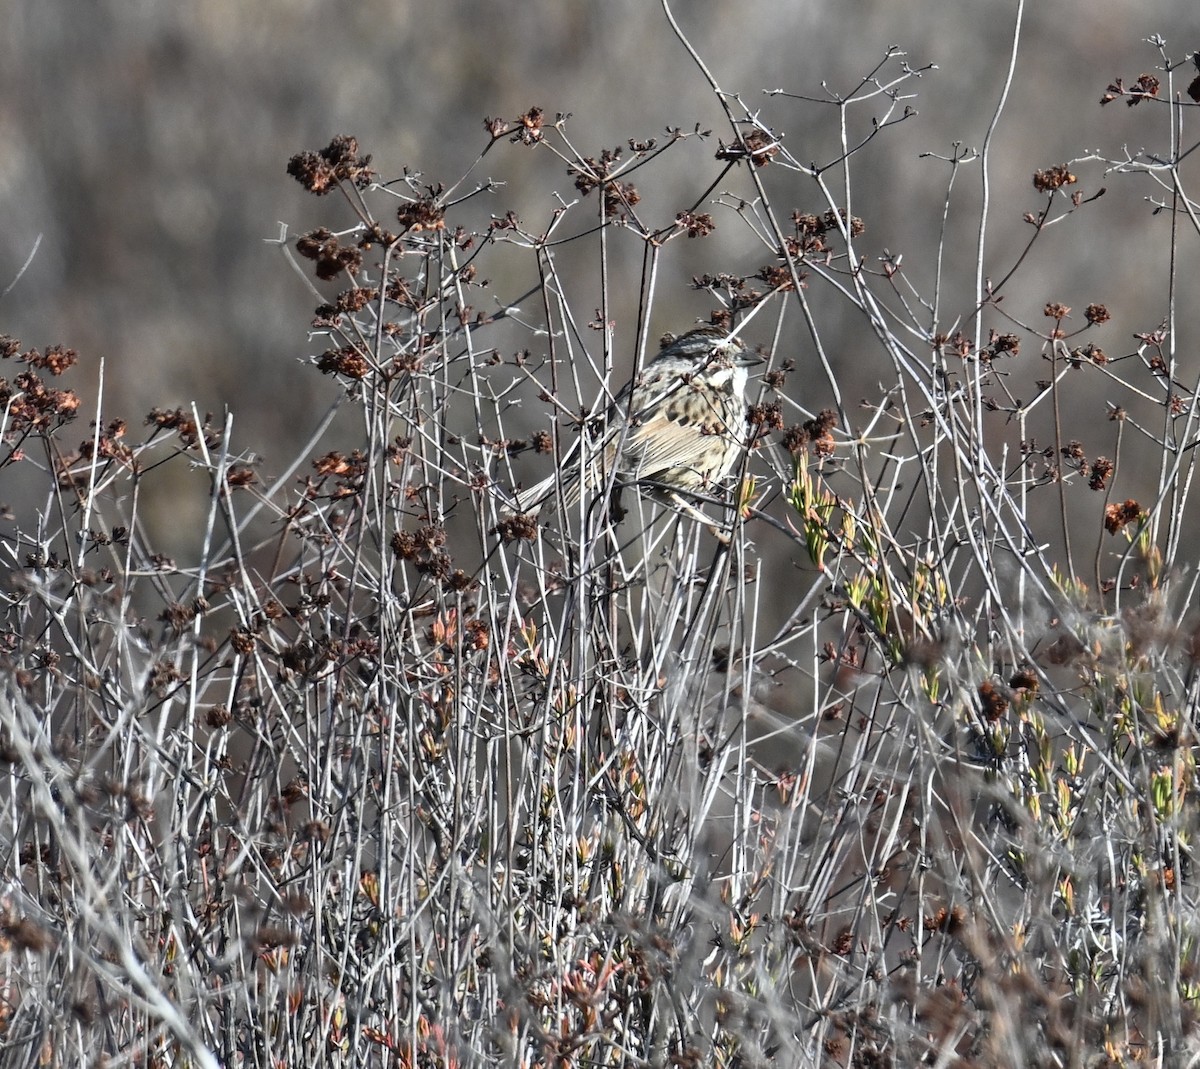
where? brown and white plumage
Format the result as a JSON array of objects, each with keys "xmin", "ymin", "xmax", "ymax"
[{"xmin": 513, "ymin": 326, "xmax": 760, "ymax": 521}]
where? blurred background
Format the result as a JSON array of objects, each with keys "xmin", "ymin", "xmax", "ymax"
[{"xmin": 2, "ymin": 0, "xmax": 1196, "ymax": 548}]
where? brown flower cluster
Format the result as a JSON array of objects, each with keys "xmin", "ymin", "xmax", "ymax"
[
  {"xmin": 715, "ymin": 128, "xmax": 779, "ymax": 168},
  {"xmin": 145, "ymin": 408, "xmax": 221, "ymax": 450},
  {"xmin": 987, "ymin": 331, "xmax": 1021, "ymax": 359},
  {"xmin": 756, "ymin": 264, "xmax": 796, "ymax": 292},
  {"xmin": 1104, "ymin": 499, "xmax": 1142, "ymax": 534},
  {"xmin": 933, "ymin": 332, "xmax": 974, "ymax": 359},
  {"xmin": 330, "ymin": 287, "xmax": 378, "ymax": 316},
  {"xmin": 485, "ymin": 107, "xmax": 549, "ymax": 146},
  {"xmin": 286, "ymin": 135, "xmax": 375, "ymax": 195},
  {"xmin": 691, "ymin": 273, "xmax": 771, "ymax": 311},
  {"xmin": 783, "ymin": 209, "xmax": 865, "ymax": 260},
  {"xmin": 396, "ymin": 195, "xmax": 446, "ymax": 233},
  {"xmin": 53, "ymin": 418, "xmax": 137, "ymax": 488},
  {"xmin": 25, "ymin": 344, "xmax": 78, "ymax": 376},
  {"xmin": 391, "ymin": 523, "xmax": 474, "ymax": 589},
  {"xmin": 316, "ymin": 346, "xmax": 370, "ymax": 380},
  {"xmin": 1060, "ymin": 444, "xmax": 1115, "ymax": 492},
  {"xmin": 1032, "ymin": 165, "xmax": 1077, "ymax": 192},
  {"xmin": 747, "ymin": 401, "xmax": 785, "ymax": 444},
  {"xmin": 478, "ymin": 433, "xmax": 530, "ymax": 457},
  {"xmin": 1009, "ymin": 668, "xmax": 1039, "ymax": 696},
  {"xmin": 311, "ymin": 450, "xmax": 368, "ymax": 499},
  {"xmin": 1100, "ymin": 74, "xmax": 1160, "ymax": 106},
  {"xmin": 0, "ymin": 337, "xmax": 84, "ymax": 461},
  {"xmin": 781, "ymin": 410, "xmax": 837, "ymax": 458},
  {"xmin": 977, "ymin": 680, "xmax": 1008, "ymax": 722},
  {"xmin": 386, "ymin": 436, "xmax": 413, "ymax": 466},
  {"xmin": 569, "ymin": 148, "xmax": 640, "ymax": 216},
  {"xmin": 1087, "ymin": 456, "xmax": 1114, "ymax": 491},
  {"xmin": 676, "ymin": 211, "xmax": 715, "ymax": 238},
  {"xmin": 1, "ymin": 371, "xmax": 80, "ymax": 440},
  {"xmin": 295, "ymin": 228, "xmax": 364, "ymax": 282},
  {"xmin": 491, "ymin": 512, "xmax": 540, "ymax": 543},
  {"xmin": 1068, "ymin": 343, "xmax": 1107, "ymax": 367},
  {"xmin": 762, "ymin": 361, "xmax": 794, "ymax": 392}
]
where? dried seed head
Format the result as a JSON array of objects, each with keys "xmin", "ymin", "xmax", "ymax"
[{"xmin": 1032, "ymin": 165, "xmax": 1078, "ymax": 192}]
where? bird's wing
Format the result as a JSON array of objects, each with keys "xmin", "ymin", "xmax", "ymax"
[{"xmin": 621, "ymin": 379, "xmax": 730, "ymax": 480}]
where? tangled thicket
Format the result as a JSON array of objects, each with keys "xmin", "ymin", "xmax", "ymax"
[{"xmin": 2, "ymin": 23, "xmax": 1200, "ymax": 1069}]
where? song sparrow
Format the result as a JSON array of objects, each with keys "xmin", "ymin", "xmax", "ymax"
[{"xmin": 513, "ymin": 326, "xmax": 761, "ymax": 527}]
